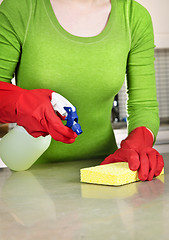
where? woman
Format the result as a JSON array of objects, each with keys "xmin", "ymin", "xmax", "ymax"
[{"xmin": 0, "ymin": 0, "xmax": 164, "ymax": 181}]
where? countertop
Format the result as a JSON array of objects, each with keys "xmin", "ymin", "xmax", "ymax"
[{"xmin": 0, "ymin": 153, "xmax": 169, "ymax": 240}]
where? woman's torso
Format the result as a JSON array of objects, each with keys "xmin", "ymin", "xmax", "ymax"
[{"xmin": 15, "ymin": 0, "xmax": 130, "ymax": 163}]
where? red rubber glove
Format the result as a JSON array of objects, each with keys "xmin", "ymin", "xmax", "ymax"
[
  {"xmin": 0, "ymin": 81, "xmax": 77, "ymax": 143},
  {"xmin": 100, "ymin": 127, "xmax": 164, "ymax": 181}
]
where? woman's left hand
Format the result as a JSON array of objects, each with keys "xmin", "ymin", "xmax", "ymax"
[{"xmin": 100, "ymin": 127, "xmax": 164, "ymax": 181}]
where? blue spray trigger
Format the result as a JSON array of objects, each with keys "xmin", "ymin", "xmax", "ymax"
[
  {"xmin": 64, "ymin": 107, "xmax": 77, "ymax": 127},
  {"xmin": 64, "ymin": 107, "xmax": 83, "ymax": 135}
]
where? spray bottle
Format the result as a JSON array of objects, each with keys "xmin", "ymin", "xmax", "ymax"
[{"xmin": 0, "ymin": 92, "xmax": 82, "ymax": 171}]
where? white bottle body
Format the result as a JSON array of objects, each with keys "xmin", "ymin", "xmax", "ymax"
[
  {"xmin": 0, "ymin": 92, "xmax": 79, "ymax": 171},
  {"xmin": 0, "ymin": 126, "xmax": 51, "ymax": 171}
]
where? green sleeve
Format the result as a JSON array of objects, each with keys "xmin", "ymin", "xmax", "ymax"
[
  {"xmin": 126, "ymin": 0, "xmax": 160, "ymax": 142},
  {"xmin": 0, "ymin": 0, "xmax": 31, "ymax": 82}
]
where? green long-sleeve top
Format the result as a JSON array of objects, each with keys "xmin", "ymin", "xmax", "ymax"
[{"xmin": 0, "ymin": 0, "xmax": 159, "ymax": 163}]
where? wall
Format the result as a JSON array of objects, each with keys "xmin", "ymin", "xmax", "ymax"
[{"xmin": 136, "ymin": 0, "xmax": 169, "ymax": 48}]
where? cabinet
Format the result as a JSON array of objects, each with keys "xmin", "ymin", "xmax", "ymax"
[{"xmin": 136, "ymin": 0, "xmax": 169, "ymax": 48}]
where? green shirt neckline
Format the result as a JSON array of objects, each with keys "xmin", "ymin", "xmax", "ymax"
[{"xmin": 43, "ymin": 0, "xmax": 115, "ymax": 43}]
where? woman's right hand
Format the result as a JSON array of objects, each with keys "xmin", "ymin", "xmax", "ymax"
[{"xmin": 0, "ymin": 81, "xmax": 77, "ymax": 143}]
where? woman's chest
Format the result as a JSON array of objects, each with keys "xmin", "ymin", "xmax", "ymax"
[
  {"xmin": 17, "ymin": 0, "xmax": 130, "ymax": 98},
  {"xmin": 18, "ymin": 33, "xmax": 129, "ymax": 101}
]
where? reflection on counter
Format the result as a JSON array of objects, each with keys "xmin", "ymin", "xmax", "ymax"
[
  {"xmin": 0, "ymin": 154, "xmax": 168, "ymax": 240},
  {"xmin": 81, "ymin": 175, "xmax": 164, "ymax": 201},
  {"xmin": 1, "ymin": 171, "xmax": 56, "ymax": 227}
]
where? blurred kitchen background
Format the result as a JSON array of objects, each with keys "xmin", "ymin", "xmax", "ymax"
[{"xmin": 0, "ymin": 0, "xmax": 169, "ymax": 161}]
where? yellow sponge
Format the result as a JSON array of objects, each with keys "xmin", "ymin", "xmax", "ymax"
[{"xmin": 80, "ymin": 162, "xmax": 164, "ymax": 186}]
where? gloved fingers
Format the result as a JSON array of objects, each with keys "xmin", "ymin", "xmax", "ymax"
[
  {"xmin": 48, "ymin": 118, "xmax": 77, "ymax": 140},
  {"xmin": 50, "ymin": 131, "xmax": 76, "ymax": 144},
  {"xmin": 43, "ymin": 105, "xmax": 77, "ymax": 139},
  {"xmin": 146, "ymin": 149, "xmax": 158, "ymax": 181},
  {"xmin": 28, "ymin": 130, "xmax": 49, "ymax": 138},
  {"xmin": 138, "ymin": 150, "xmax": 149, "ymax": 181},
  {"xmin": 19, "ymin": 123, "xmax": 49, "ymax": 138},
  {"xmin": 155, "ymin": 154, "xmax": 164, "ymax": 177},
  {"xmin": 47, "ymin": 121, "xmax": 76, "ymax": 143},
  {"xmin": 41, "ymin": 117, "xmax": 77, "ymax": 143},
  {"xmin": 126, "ymin": 149, "xmax": 140, "ymax": 171},
  {"xmin": 100, "ymin": 148, "xmax": 140, "ymax": 171},
  {"xmin": 146, "ymin": 148, "xmax": 164, "ymax": 178},
  {"xmin": 32, "ymin": 103, "xmax": 77, "ymax": 142},
  {"xmin": 22, "ymin": 123, "xmax": 74, "ymax": 144}
]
